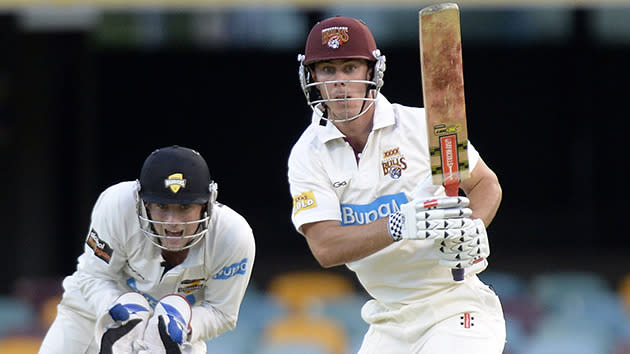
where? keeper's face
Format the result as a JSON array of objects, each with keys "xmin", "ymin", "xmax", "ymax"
[
  {"xmin": 311, "ymin": 59, "xmax": 374, "ymax": 120},
  {"xmin": 145, "ymin": 203, "xmax": 205, "ymax": 250}
]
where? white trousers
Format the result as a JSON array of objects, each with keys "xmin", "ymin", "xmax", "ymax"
[
  {"xmin": 39, "ymin": 304, "xmax": 98, "ymax": 354},
  {"xmin": 358, "ymin": 277, "xmax": 506, "ymax": 354}
]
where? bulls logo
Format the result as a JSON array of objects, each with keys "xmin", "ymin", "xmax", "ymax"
[
  {"xmin": 164, "ymin": 173, "xmax": 186, "ymax": 194},
  {"xmin": 381, "ymin": 147, "xmax": 408, "ymax": 179},
  {"xmin": 322, "ymin": 26, "xmax": 349, "ymax": 49}
]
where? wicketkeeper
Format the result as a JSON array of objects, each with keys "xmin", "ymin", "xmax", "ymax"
[{"xmin": 40, "ymin": 145, "xmax": 256, "ymax": 353}]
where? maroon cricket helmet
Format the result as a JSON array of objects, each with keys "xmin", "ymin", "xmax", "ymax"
[{"xmin": 303, "ymin": 16, "xmax": 378, "ymax": 65}]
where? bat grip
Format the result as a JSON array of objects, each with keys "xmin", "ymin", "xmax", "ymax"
[
  {"xmin": 451, "ymin": 268, "xmax": 465, "ymax": 281},
  {"xmin": 443, "ymin": 180, "xmax": 459, "ymax": 197},
  {"xmin": 444, "ymin": 180, "xmax": 465, "ymax": 282}
]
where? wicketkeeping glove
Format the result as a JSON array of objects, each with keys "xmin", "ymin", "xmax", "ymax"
[
  {"xmin": 96, "ymin": 292, "xmax": 152, "ymax": 354},
  {"xmin": 138, "ymin": 294, "xmax": 193, "ymax": 354},
  {"xmin": 435, "ymin": 218, "xmax": 489, "ymax": 269},
  {"xmin": 387, "ymin": 196, "xmax": 473, "ymax": 242}
]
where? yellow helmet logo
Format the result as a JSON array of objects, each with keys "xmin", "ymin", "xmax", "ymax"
[{"xmin": 164, "ymin": 173, "xmax": 186, "ymax": 194}]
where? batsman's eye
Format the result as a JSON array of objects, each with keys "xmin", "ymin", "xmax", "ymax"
[
  {"xmin": 343, "ymin": 64, "xmax": 357, "ymax": 74},
  {"xmin": 323, "ymin": 68, "xmax": 335, "ymax": 75}
]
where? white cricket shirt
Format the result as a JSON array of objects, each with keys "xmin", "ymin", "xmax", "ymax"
[
  {"xmin": 288, "ymin": 94, "xmax": 486, "ymax": 304},
  {"xmin": 59, "ymin": 181, "xmax": 255, "ymax": 342}
]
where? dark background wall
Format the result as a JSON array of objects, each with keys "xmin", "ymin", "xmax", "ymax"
[{"xmin": 0, "ymin": 8, "xmax": 628, "ymax": 294}]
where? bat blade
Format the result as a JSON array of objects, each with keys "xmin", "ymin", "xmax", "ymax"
[
  {"xmin": 419, "ymin": 3, "xmax": 470, "ymax": 198},
  {"xmin": 419, "ymin": 3, "xmax": 470, "ymax": 281}
]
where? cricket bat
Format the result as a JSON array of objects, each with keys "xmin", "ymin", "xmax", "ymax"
[{"xmin": 419, "ymin": 3, "xmax": 470, "ymax": 281}]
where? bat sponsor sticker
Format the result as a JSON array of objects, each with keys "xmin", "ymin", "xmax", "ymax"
[
  {"xmin": 86, "ymin": 229, "xmax": 113, "ymax": 264},
  {"xmin": 293, "ymin": 190, "xmax": 317, "ymax": 215},
  {"xmin": 439, "ymin": 134, "xmax": 460, "ymax": 183}
]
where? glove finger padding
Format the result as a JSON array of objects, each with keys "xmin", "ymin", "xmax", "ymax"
[
  {"xmin": 435, "ymin": 219, "xmax": 489, "ymax": 269},
  {"xmin": 142, "ymin": 294, "xmax": 192, "ymax": 354},
  {"xmin": 416, "ymin": 196, "xmax": 470, "ymax": 210},
  {"xmin": 388, "ymin": 196, "xmax": 473, "ymax": 241},
  {"xmin": 96, "ymin": 292, "xmax": 152, "ymax": 354}
]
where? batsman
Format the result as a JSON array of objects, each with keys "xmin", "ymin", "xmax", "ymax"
[{"xmin": 289, "ymin": 11, "xmax": 506, "ymax": 353}]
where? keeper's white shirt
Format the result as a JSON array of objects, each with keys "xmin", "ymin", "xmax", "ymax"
[
  {"xmin": 57, "ymin": 181, "xmax": 255, "ymax": 344},
  {"xmin": 288, "ymin": 94, "xmax": 487, "ymax": 305}
]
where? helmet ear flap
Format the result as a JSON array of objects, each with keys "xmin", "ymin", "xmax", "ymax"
[
  {"xmin": 298, "ymin": 55, "xmax": 324, "ymax": 111},
  {"xmin": 371, "ymin": 50, "xmax": 386, "ymax": 90},
  {"xmin": 206, "ymin": 180, "xmax": 218, "ymax": 218},
  {"xmin": 208, "ymin": 181, "xmax": 218, "ymax": 205}
]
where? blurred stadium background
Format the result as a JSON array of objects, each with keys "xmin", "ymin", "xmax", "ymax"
[{"xmin": 1, "ymin": 0, "xmax": 630, "ymax": 353}]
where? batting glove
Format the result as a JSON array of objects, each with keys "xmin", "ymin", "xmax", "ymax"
[
  {"xmin": 138, "ymin": 294, "xmax": 193, "ymax": 354},
  {"xmin": 435, "ymin": 218, "xmax": 489, "ymax": 269},
  {"xmin": 387, "ymin": 196, "xmax": 473, "ymax": 241},
  {"xmin": 95, "ymin": 292, "xmax": 152, "ymax": 354}
]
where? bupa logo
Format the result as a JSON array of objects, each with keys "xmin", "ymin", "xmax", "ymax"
[
  {"xmin": 213, "ymin": 258, "xmax": 248, "ymax": 280},
  {"xmin": 340, "ymin": 193, "xmax": 408, "ymax": 226}
]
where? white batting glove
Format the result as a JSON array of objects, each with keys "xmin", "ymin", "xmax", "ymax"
[
  {"xmin": 387, "ymin": 196, "xmax": 473, "ymax": 241},
  {"xmin": 95, "ymin": 292, "xmax": 152, "ymax": 354},
  {"xmin": 138, "ymin": 294, "xmax": 193, "ymax": 354},
  {"xmin": 435, "ymin": 218, "xmax": 489, "ymax": 269}
]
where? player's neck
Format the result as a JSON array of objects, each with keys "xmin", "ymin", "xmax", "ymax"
[
  {"xmin": 162, "ymin": 249, "xmax": 189, "ymax": 267},
  {"xmin": 334, "ymin": 113, "xmax": 373, "ymax": 152}
]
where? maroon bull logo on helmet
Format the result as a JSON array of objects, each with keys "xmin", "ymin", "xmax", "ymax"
[{"xmin": 322, "ymin": 26, "xmax": 350, "ymax": 49}]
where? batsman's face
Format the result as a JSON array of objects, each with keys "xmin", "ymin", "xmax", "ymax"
[
  {"xmin": 312, "ymin": 59, "xmax": 373, "ymax": 119},
  {"xmin": 145, "ymin": 203, "xmax": 204, "ymax": 249}
]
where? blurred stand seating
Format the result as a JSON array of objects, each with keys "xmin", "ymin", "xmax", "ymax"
[
  {"xmin": 0, "ymin": 276, "xmax": 64, "ymax": 353},
  {"xmin": 3, "ymin": 271, "xmax": 630, "ymax": 354}
]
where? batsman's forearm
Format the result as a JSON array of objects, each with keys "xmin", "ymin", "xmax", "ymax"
[
  {"xmin": 466, "ymin": 175, "xmax": 501, "ymax": 227},
  {"xmin": 303, "ymin": 218, "xmax": 393, "ymax": 268}
]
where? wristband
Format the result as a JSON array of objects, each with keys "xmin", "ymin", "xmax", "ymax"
[{"xmin": 387, "ymin": 211, "xmax": 404, "ymax": 242}]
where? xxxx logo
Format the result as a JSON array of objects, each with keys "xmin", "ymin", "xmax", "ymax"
[
  {"xmin": 164, "ymin": 173, "xmax": 186, "ymax": 194},
  {"xmin": 381, "ymin": 147, "xmax": 407, "ymax": 179}
]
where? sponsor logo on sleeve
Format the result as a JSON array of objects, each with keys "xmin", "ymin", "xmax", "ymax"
[
  {"xmin": 86, "ymin": 229, "xmax": 113, "ymax": 264},
  {"xmin": 292, "ymin": 190, "xmax": 317, "ymax": 216},
  {"xmin": 340, "ymin": 193, "xmax": 408, "ymax": 226},
  {"xmin": 212, "ymin": 258, "xmax": 248, "ymax": 280}
]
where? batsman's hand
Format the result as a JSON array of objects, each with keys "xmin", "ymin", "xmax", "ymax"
[
  {"xmin": 435, "ymin": 218, "xmax": 489, "ymax": 269},
  {"xmin": 387, "ymin": 196, "xmax": 473, "ymax": 242},
  {"xmin": 96, "ymin": 292, "xmax": 152, "ymax": 354}
]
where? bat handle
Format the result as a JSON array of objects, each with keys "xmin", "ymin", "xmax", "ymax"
[
  {"xmin": 444, "ymin": 180, "xmax": 465, "ymax": 282},
  {"xmin": 451, "ymin": 268, "xmax": 465, "ymax": 281},
  {"xmin": 443, "ymin": 180, "xmax": 459, "ymax": 197}
]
